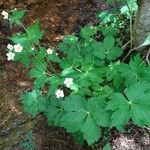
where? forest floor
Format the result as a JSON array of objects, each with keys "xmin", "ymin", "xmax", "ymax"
[{"xmin": 0, "ymin": 0, "xmax": 150, "ymax": 149}]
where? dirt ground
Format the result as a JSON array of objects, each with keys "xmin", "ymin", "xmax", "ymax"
[{"xmin": 0, "ymin": 0, "xmax": 150, "ymax": 149}]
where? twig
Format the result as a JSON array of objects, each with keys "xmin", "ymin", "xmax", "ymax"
[
  {"xmin": 122, "ymin": 40, "xmax": 131, "ymax": 50},
  {"xmin": 144, "ymin": 126, "xmax": 150, "ymax": 132},
  {"xmin": 122, "ymin": 45, "xmax": 143, "ymax": 62}
]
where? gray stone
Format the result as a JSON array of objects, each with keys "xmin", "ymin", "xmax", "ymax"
[{"xmin": 133, "ymin": 0, "xmax": 150, "ymax": 47}]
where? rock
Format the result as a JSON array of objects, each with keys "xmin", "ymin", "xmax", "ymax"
[{"xmin": 133, "ymin": 0, "xmax": 150, "ymax": 47}]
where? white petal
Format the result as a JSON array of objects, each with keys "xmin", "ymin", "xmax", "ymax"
[
  {"xmin": 6, "ymin": 52, "xmax": 15, "ymax": 61},
  {"xmin": 47, "ymin": 48, "xmax": 53, "ymax": 55},
  {"xmin": 64, "ymin": 78, "xmax": 73, "ymax": 88},
  {"xmin": 55, "ymin": 89, "xmax": 64, "ymax": 98},
  {"xmin": 14, "ymin": 44, "xmax": 23, "ymax": 52},
  {"xmin": 2, "ymin": 11, "xmax": 9, "ymax": 20},
  {"xmin": 7, "ymin": 44, "xmax": 13, "ymax": 51}
]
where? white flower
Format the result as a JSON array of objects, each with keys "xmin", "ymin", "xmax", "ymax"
[
  {"xmin": 64, "ymin": 78, "xmax": 73, "ymax": 88},
  {"xmin": 14, "ymin": 44, "xmax": 23, "ymax": 53},
  {"xmin": 7, "ymin": 44, "xmax": 13, "ymax": 51},
  {"xmin": 6, "ymin": 52, "xmax": 15, "ymax": 61},
  {"xmin": 55, "ymin": 89, "xmax": 64, "ymax": 98},
  {"xmin": 2, "ymin": 11, "xmax": 9, "ymax": 20},
  {"xmin": 31, "ymin": 47, "xmax": 35, "ymax": 50},
  {"xmin": 47, "ymin": 48, "xmax": 53, "ymax": 55}
]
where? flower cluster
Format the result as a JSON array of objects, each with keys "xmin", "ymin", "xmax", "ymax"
[
  {"xmin": 55, "ymin": 78, "xmax": 73, "ymax": 98},
  {"xmin": 6, "ymin": 43, "xmax": 23, "ymax": 61}
]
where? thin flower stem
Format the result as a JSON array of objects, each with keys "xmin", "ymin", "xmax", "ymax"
[
  {"xmin": 122, "ymin": 40, "xmax": 131, "ymax": 50},
  {"xmin": 20, "ymin": 22, "xmax": 55, "ymax": 74},
  {"xmin": 48, "ymin": 61, "xmax": 57, "ymax": 73},
  {"xmin": 74, "ymin": 68, "xmax": 83, "ymax": 73},
  {"xmin": 125, "ymin": 0, "xmax": 133, "ymax": 50}
]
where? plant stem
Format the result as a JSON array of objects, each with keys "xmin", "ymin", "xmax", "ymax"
[
  {"xmin": 122, "ymin": 45, "xmax": 143, "ymax": 62},
  {"xmin": 20, "ymin": 22, "xmax": 55, "ymax": 75},
  {"xmin": 122, "ymin": 40, "xmax": 131, "ymax": 50},
  {"xmin": 125, "ymin": 0, "xmax": 133, "ymax": 50}
]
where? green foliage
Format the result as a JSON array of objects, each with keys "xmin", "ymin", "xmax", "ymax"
[
  {"xmin": 26, "ymin": 21, "xmax": 44, "ymax": 44},
  {"xmin": 9, "ymin": 9, "xmax": 26, "ymax": 25},
  {"xmin": 7, "ymin": 2, "xmax": 150, "ymax": 148},
  {"xmin": 120, "ymin": 0, "xmax": 138, "ymax": 17},
  {"xmin": 22, "ymin": 90, "xmax": 46, "ymax": 117},
  {"xmin": 106, "ymin": 82, "xmax": 150, "ymax": 129},
  {"xmin": 98, "ymin": 0, "xmax": 138, "ymax": 30},
  {"xmin": 141, "ymin": 33, "xmax": 150, "ymax": 46},
  {"xmin": 103, "ymin": 143, "xmax": 112, "ymax": 150},
  {"xmin": 61, "ymin": 95, "xmax": 110, "ymax": 145},
  {"xmin": 20, "ymin": 132, "xmax": 36, "ymax": 150},
  {"xmin": 44, "ymin": 98, "xmax": 63, "ymax": 126},
  {"xmin": 120, "ymin": 55, "xmax": 150, "ymax": 87}
]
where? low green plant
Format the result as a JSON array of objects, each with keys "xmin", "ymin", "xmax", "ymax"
[
  {"xmin": 3, "ymin": 0, "xmax": 150, "ymax": 148},
  {"xmin": 20, "ymin": 132, "xmax": 36, "ymax": 150}
]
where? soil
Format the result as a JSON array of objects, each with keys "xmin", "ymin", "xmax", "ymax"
[{"xmin": 0, "ymin": 0, "xmax": 150, "ymax": 150}]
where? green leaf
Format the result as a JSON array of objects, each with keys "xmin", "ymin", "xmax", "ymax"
[
  {"xmin": 20, "ymin": 132, "xmax": 36, "ymax": 150},
  {"xmin": 29, "ymin": 66, "xmax": 45, "ymax": 78},
  {"xmin": 47, "ymin": 75, "xmax": 62, "ymax": 97},
  {"xmin": 103, "ymin": 143, "xmax": 112, "ymax": 150},
  {"xmin": 81, "ymin": 115, "xmax": 101, "ymax": 145},
  {"xmin": 92, "ymin": 41, "xmax": 106, "ymax": 59},
  {"xmin": 80, "ymin": 25, "xmax": 97, "ymax": 39},
  {"xmin": 63, "ymin": 35, "xmax": 78, "ymax": 45},
  {"xmin": 130, "ymin": 103, "xmax": 150, "ymax": 127},
  {"xmin": 34, "ymin": 74, "xmax": 49, "ymax": 89},
  {"xmin": 62, "ymin": 95, "xmax": 86, "ymax": 112},
  {"xmin": 72, "ymin": 132, "xmax": 85, "ymax": 146},
  {"xmin": 102, "ymin": 25, "xmax": 117, "ymax": 36},
  {"xmin": 107, "ymin": 82, "xmax": 150, "ymax": 129},
  {"xmin": 141, "ymin": 33, "xmax": 150, "ymax": 46},
  {"xmin": 14, "ymin": 50, "xmax": 30, "ymax": 67},
  {"xmin": 61, "ymin": 67, "xmax": 74, "ymax": 76},
  {"xmin": 104, "ymin": 35, "xmax": 115, "ymax": 51},
  {"xmin": 29, "ymin": 58, "xmax": 49, "ymax": 89},
  {"xmin": 61, "ymin": 95, "xmax": 87, "ymax": 132},
  {"xmin": 9, "ymin": 9, "xmax": 26, "ymax": 25},
  {"xmin": 97, "ymin": 11, "xmax": 116, "ymax": 25},
  {"xmin": 107, "ymin": 47, "xmax": 122, "ymax": 61},
  {"xmin": 120, "ymin": 55, "xmax": 150, "ymax": 87},
  {"xmin": 120, "ymin": 1, "xmax": 138, "ymax": 18},
  {"xmin": 86, "ymin": 97, "xmax": 111, "ymax": 127},
  {"xmin": 10, "ymin": 32, "xmax": 30, "ymax": 49},
  {"xmin": 106, "ymin": 93, "xmax": 130, "ymax": 129},
  {"xmin": 26, "ymin": 21, "xmax": 44, "ymax": 44},
  {"xmin": 92, "ymin": 85, "xmax": 114, "ymax": 98},
  {"xmin": 106, "ymin": 61, "xmax": 123, "ymax": 89},
  {"xmin": 21, "ymin": 90, "xmax": 46, "ymax": 117},
  {"xmin": 44, "ymin": 98, "xmax": 63, "ymax": 126},
  {"xmin": 61, "ymin": 95, "xmax": 109, "ymax": 145},
  {"xmin": 126, "ymin": 81, "xmax": 150, "ymax": 101}
]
